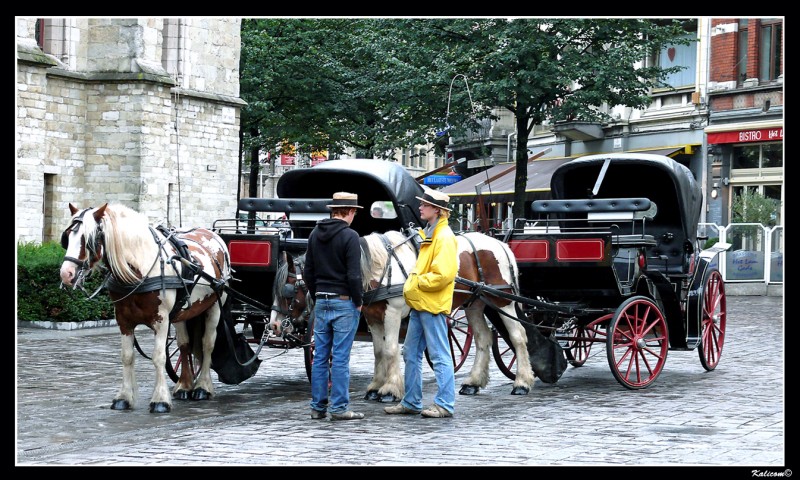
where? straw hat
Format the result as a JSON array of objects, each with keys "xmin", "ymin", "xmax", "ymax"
[
  {"xmin": 416, "ymin": 189, "xmax": 452, "ymax": 211},
  {"xmin": 327, "ymin": 192, "xmax": 363, "ymax": 209}
]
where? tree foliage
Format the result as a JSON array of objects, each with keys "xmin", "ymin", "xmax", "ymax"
[
  {"xmin": 731, "ymin": 189, "xmax": 780, "ymax": 226},
  {"xmin": 240, "ymin": 18, "xmax": 691, "ymax": 216}
]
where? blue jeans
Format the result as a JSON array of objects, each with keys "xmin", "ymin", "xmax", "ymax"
[
  {"xmin": 310, "ymin": 298, "xmax": 359, "ymax": 414},
  {"xmin": 399, "ymin": 309, "xmax": 455, "ymax": 414}
]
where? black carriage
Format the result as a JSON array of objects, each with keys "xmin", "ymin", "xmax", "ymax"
[
  {"xmin": 493, "ymin": 152, "xmax": 729, "ymax": 388},
  {"xmin": 204, "ymin": 160, "xmax": 473, "ymax": 380}
]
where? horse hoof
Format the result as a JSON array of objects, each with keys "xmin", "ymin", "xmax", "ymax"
[
  {"xmin": 173, "ymin": 389, "xmax": 191, "ymax": 400},
  {"xmin": 378, "ymin": 393, "xmax": 399, "ymax": 403},
  {"xmin": 364, "ymin": 390, "xmax": 380, "ymax": 401},
  {"xmin": 459, "ymin": 385, "xmax": 480, "ymax": 395},
  {"xmin": 110, "ymin": 399, "xmax": 131, "ymax": 410},
  {"xmin": 510, "ymin": 386, "xmax": 530, "ymax": 395},
  {"xmin": 192, "ymin": 388, "xmax": 211, "ymax": 401},
  {"xmin": 149, "ymin": 402, "xmax": 171, "ymax": 413}
]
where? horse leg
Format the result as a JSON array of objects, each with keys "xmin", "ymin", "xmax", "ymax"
[
  {"xmin": 501, "ymin": 309, "xmax": 535, "ymax": 395},
  {"xmin": 171, "ymin": 321, "xmax": 194, "ymax": 400},
  {"xmin": 111, "ymin": 332, "xmax": 137, "ymax": 410},
  {"xmin": 149, "ymin": 318, "xmax": 173, "ymax": 413},
  {"xmin": 191, "ymin": 305, "xmax": 220, "ymax": 400},
  {"xmin": 364, "ymin": 318, "xmax": 386, "ymax": 401},
  {"xmin": 459, "ymin": 306, "xmax": 492, "ymax": 395},
  {"xmin": 376, "ymin": 304, "xmax": 404, "ymax": 402}
]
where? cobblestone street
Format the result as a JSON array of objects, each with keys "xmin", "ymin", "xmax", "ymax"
[{"xmin": 16, "ymin": 295, "xmax": 786, "ymax": 469}]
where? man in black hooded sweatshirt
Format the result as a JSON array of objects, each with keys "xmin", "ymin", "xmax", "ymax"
[{"xmin": 304, "ymin": 192, "xmax": 365, "ymax": 421}]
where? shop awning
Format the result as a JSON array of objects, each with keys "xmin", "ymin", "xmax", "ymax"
[
  {"xmin": 441, "ymin": 157, "xmax": 571, "ymax": 204},
  {"xmin": 440, "ymin": 145, "xmax": 694, "ymax": 204}
]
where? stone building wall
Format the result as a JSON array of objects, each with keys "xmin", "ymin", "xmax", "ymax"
[{"xmin": 16, "ymin": 17, "xmax": 244, "ymax": 244}]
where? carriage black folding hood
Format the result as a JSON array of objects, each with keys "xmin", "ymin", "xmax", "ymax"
[{"xmin": 276, "ymin": 159, "xmax": 426, "ymax": 232}]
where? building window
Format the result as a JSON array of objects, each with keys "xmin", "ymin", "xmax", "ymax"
[
  {"xmin": 759, "ymin": 19, "xmax": 782, "ymax": 82},
  {"xmin": 656, "ymin": 30, "xmax": 697, "ymax": 89},
  {"xmin": 737, "ymin": 19, "xmax": 748, "ymax": 85},
  {"xmin": 732, "ymin": 184, "xmax": 781, "ymax": 225},
  {"xmin": 35, "ymin": 19, "xmax": 45, "ymax": 50},
  {"xmin": 730, "ymin": 142, "xmax": 782, "ymax": 226},
  {"xmin": 732, "ymin": 142, "xmax": 783, "ymax": 170}
]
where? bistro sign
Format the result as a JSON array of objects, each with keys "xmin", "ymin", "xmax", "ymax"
[{"xmin": 707, "ymin": 127, "xmax": 783, "ymax": 145}]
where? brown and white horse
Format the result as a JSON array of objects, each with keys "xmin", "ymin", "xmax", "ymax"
[
  {"xmin": 59, "ymin": 203, "xmax": 232, "ymax": 413},
  {"xmin": 359, "ymin": 230, "xmax": 536, "ymax": 399},
  {"xmin": 269, "ymin": 229, "xmax": 536, "ymax": 400}
]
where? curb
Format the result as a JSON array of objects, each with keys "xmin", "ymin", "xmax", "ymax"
[{"xmin": 17, "ymin": 319, "xmax": 118, "ymax": 330}]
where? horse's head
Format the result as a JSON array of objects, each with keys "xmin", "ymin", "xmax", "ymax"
[
  {"xmin": 268, "ymin": 252, "xmax": 312, "ymax": 338},
  {"xmin": 59, "ymin": 203, "xmax": 108, "ymax": 289}
]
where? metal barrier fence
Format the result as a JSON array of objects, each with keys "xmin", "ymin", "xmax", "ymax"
[{"xmin": 698, "ymin": 223, "xmax": 783, "ymax": 286}]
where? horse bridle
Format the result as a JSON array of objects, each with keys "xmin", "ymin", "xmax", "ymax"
[
  {"xmin": 60, "ymin": 208, "xmax": 106, "ymax": 295},
  {"xmin": 273, "ymin": 254, "xmax": 313, "ymax": 336}
]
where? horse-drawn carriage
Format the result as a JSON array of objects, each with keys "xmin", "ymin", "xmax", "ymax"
[
  {"xmin": 59, "ymin": 153, "xmax": 729, "ymax": 413},
  {"xmin": 494, "ymin": 152, "xmax": 729, "ymax": 388}
]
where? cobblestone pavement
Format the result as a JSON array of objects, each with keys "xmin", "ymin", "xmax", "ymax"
[{"xmin": 15, "ymin": 295, "xmax": 787, "ymax": 469}]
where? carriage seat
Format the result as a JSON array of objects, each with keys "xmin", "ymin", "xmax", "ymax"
[
  {"xmin": 531, "ymin": 198, "xmax": 655, "ymax": 246},
  {"xmin": 238, "ymin": 197, "xmax": 332, "ymax": 239}
]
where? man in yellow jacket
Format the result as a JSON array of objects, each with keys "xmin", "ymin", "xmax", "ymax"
[{"xmin": 385, "ymin": 189, "xmax": 458, "ymax": 418}]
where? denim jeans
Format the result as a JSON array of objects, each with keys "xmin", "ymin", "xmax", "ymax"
[
  {"xmin": 399, "ymin": 309, "xmax": 455, "ymax": 414},
  {"xmin": 310, "ymin": 298, "xmax": 359, "ymax": 414}
]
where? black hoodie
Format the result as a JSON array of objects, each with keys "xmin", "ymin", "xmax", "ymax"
[{"xmin": 303, "ymin": 217, "xmax": 363, "ymax": 306}]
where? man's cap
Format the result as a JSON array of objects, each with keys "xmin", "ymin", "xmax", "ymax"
[
  {"xmin": 416, "ymin": 189, "xmax": 452, "ymax": 211},
  {"xmin": 327, "ymin": 192, "xmax": 363, "ymax": 209}
]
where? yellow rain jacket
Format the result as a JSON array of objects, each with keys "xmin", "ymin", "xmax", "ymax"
[{"xmin": 403, "ymin": 217, "xmax": 459, "ymax": 314}]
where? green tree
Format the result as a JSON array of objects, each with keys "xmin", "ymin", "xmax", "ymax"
[
  {"xmin": 239, "ymin": 18, "xmax": 691, "ymax": 216},
  {"xmin": 731, "ymin": 189, "xmax": 779, "ymax": 226},
  {"xmin": 397, "ymin": 18, "xmax": 692, "ymax": 218},
  {"xmin": 729, "ymin": 189, "xmax": 779, "ymax": 250}
]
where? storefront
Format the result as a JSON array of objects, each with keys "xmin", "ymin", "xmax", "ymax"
[{"xmin": 705, "ymin": 120, "xmax": 783, "ymax": 226}]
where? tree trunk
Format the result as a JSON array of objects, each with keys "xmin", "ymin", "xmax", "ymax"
[
  {"xmin": 248, "ymin": 128, "xmax": 260, "ymax": 199},
  {"xmin": 512, "ymin": 114, "xmax": 531, "ymax": 221}
]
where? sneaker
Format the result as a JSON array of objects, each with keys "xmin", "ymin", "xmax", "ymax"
[
  {"xmin": 384, "ymin": 403, "xmax": 422, "ymax": 415},
  {"xmin": 329, "ymin": 411, "xmax": 365, "ymax": 421},
  {"xmin": 421, "ymin": 404, "xmax": 453, "ymax": 418},
  {"xmin": 310, "ymin": 409, "xmax": 327, "ymax": 420}
]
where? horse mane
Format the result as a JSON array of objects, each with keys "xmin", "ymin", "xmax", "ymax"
[
  {"xmin": 359, "ymin": 230, "xmax": 416, "ymax": 290},
  {"xmin": 88, "ymin": 203, "xmax": 156, "ymax": 284},
  {"xmin": 272, "ymin": 253, "xmax": 290, "ymax": 301}
]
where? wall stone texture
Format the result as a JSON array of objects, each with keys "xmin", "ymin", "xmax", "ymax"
[{"xmin": 16, "ymin": 17, "xmax": 244, "ymax": 244}]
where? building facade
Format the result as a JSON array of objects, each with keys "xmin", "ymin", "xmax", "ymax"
[
  {"xmin": 704, "ymin": 17, "xmax": 783, "ymax": 227},
  {"xmin": 16, "ymin": 18, "xmax": 245, "ymax": 244},
  {"xmin": 443, "ymin": 17, "xmax": 783, "ymax": 239}
]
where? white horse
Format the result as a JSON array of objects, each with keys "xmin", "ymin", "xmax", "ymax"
[
  {"xmin": 59, "ymin": 203, "xmax": 232, "ymax": 413},
  {"xmin": 359, "ymin": 230, "xmax": 536, "ymax": 399}
]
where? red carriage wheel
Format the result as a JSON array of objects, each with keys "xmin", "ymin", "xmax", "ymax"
[
  {"xmin": 564, "ymin": 323, "xmax": 598, "ymax": 368},
  {"xmin": 425, "ymin": 306, "xmax": 473, "ymax": 372},
  {"xmin": 303, "ymin": 311, "xmax": 315, "ymax": 383},
  {"xmin": 134, "ymin": 324, "xmax": 197, "ymax": 384},
  {"xmin": 698, "ymin": 270, "xmax": 727, "ymax": 371},
  {"xmin": 491, "ymin": 328, "xmax": 517, "ymax": 380},
  {"xmin": 164, "ymin": 323, "xmax": 201, "ymax": 384},
  {"xmin": 606, "ymin": 296, "xmax": 668, "ymax": 389}
]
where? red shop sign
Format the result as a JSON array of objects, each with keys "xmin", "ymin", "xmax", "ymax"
[{"xmin": 708, "ymin": 127, "xmax": 783, "ymax": 144}]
